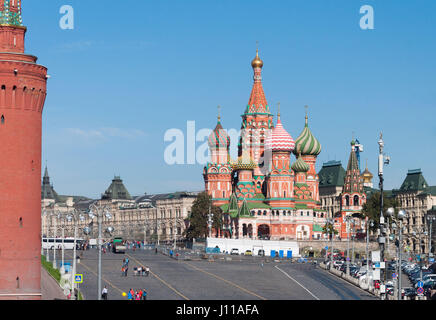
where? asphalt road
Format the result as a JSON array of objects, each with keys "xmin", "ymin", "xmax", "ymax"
[{"xmin": 64, "ymin": 249, "xmax": 378, "ymax": 301}]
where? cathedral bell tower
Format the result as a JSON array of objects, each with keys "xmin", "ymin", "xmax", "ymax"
[{"xmin": 0, "ymin": 0, "xmax": 48, "ymax": 300}]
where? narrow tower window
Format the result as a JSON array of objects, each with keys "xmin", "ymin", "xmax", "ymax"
[{"xmin": 1, "ymin": 115, "xmax": 4, "ymax": 124}]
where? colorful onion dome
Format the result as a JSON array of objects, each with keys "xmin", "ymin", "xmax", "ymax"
[
  {"xmin": 230, "ymin": 155, "xmax": 257, "ymax": 170},
  {"xmin": 293, "ymin": 113, "xmax": 321, "ymax": 156},
  {"xmin": 251, "ymin": 49, "xmax": 263, "ymax": 69},
  {"xmin": 265, "ymin": 115, "xmax": 295, "ymax": 152},
  {"xmin": 291, "ymin": 154, "xmax": 310, "ymax": 173},
  {"xmin": 208, "ymin": 119, "xmax": 230, "ymax": 149}
]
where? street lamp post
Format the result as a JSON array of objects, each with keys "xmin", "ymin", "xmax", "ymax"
[
  {"xmin": 58, "ymin": 213, "xmax": 68, "ymax": 274},
  {"xmin": 41, "ymin": 209, "xmax": 47, "ymax": 256},
  {"xmin": 397, "ymin": 209, "xmax": 407, "ymax": 300},
  {"xmin": 66, "ymin": 207, "xmax": 85, "ymax": 300},
  {"xmin": 88, "ymin": 202, "xmax": 112, "ymax": 301},
  {"xmin": 366, "ymin": 219, "xmax": 374, "ymax": 276},
  {"xmin": 345, "ymin": 216, "xmax": 352, "ymax": 276},
  {"xmin": 207, "ymin": 205, "xmax": 214, "ymax": 239},
  {"xmin": 377, "ymin": 133, "xmax": 390, "ymax": 299},
  {"xmin": 326, "ymin": 218, "xmax": 335, "ymax": 270},
  {"xmin": 427, "ymin": 215, "xmax": 435, "ymax": 257},
  {"xmin": 52, "ymin": 210, "xmax": 61, "ymax": 269}
]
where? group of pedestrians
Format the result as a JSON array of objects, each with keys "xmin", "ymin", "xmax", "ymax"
[
  {"xmin": 127, "ymin": 288, "xmax": 147, "ymax": 300},
  {"xmin": 133, "ymin": 265, "xmax": 150, "ymax": 276}
]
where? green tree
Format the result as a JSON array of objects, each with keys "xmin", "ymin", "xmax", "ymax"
[
  {"xmin": 184, "ymin": 192, "xmax": 223, "ymax": 240},
  {"xmin": 322, "ymin": 223, "xmax": 338, "ymax": 239},
  {"xmin": 361, "ymin": 191, "xmax": 399, "ymax": 231}
]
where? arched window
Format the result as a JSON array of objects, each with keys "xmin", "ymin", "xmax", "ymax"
[
  {"xmin": 1, "ymin": 115, "xmax": 4, "ymax": 124},
  {"xmin": 345, "ymin": 195, "xmax": 350, "ymax": 207},
  {"xmin": 353, "ymin": 195, "xmax": 359, "ymax": 206}
]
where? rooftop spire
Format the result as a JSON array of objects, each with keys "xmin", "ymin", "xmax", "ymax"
[
  {"xmin": 217, "ymin": 105, "xmax": 221, "ymax": 123},
  {"xmin": 304, "ymin": 105, "xmax": 309, "ymax": 126},
  {"xmin": 277, "ymin": 102, "xmax": 281, "ymax": 121},
  {"xmin": 247, "ymin": 47, "xmax": 269, "ymax": 114}
]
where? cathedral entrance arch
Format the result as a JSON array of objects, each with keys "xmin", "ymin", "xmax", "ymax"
[{"xmin": 257, "ymin": 224, "xmax": 270, "ymax": 239}]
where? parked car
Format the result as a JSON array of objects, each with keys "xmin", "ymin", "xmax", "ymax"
[
  {"xmin": 258, "ymin": 249, "xmax": 265, "ymax": 256},
  {"xmin": 244, "ymin": 250, "xmax": 252, "ymax": 256},
  {"xmin": 402, "ymin": 287, "xmax": 417, "ymax": 299},
  {"xmin": 230, "ymin": 248, "xmax": 239, "ymax": 255}
]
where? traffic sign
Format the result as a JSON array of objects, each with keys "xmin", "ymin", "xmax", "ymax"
[
  {"xmin": 417, "ymin": 281, "xmax": 424, "ymax": 288},
  {"xmin": 392, "ymin": 273, "xmax": 397, "ymax": 279},
  {"xmin": 325, "ymin": 246, "xmax": 329, "ymax": 250},
  {"xmin": 417, "ymin": 287, "xmax": 424, "ymax": 295},
  {"xmin": 430, "ymin": 258, "xmax": 435, "ymax": 263},
  {"xmin": 74, "ymin": 274, "xmax": 83, "ymax": 284}
]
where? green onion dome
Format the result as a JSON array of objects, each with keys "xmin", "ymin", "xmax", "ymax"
[
  {"xmin": 293, "ymin": 114, "xmax": 321, "ymax": 156},
  {"xmin": 291, "ymin": 155, "xmax": 310, "ymax": 173}
]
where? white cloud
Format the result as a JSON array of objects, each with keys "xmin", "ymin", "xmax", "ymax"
[{"xmin": 66, "ymin": 127, "xmax": 146, "ymax": 140}]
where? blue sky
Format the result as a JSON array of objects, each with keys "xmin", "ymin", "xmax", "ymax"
[{"xmin": 23, "ymin": 0, "xmax": 436, "ymax": 198}]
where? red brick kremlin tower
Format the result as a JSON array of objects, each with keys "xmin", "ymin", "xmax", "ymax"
[{"xmin": 0, "ymin": 0, "xmax": 48, "ymax": 300}]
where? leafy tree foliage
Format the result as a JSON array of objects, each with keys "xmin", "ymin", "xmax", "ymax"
[
  {"xmin": 322, "ymin": 223, "xmax": 338, "ymax": 238},
  {"xmin": 184, "ymin": 192, "xmax": 222, "ymax": 240},
  {"xmin": 361, "ymin": 191, "xmax": 399, "ymax": 231}
]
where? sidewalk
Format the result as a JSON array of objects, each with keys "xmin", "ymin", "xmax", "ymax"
[{"xmin": 41, "ymin": 267, "xmax": 67, "ymax": 300}]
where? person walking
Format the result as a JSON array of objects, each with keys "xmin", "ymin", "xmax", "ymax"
[
  {"xmin": 101, "ymin": 286, "xmax": 108, "ymax": 300},
  {"xmin": 127, "ymin": 289, "xmax": 133, "ymax": 300}
]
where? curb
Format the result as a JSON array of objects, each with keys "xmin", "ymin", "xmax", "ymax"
[{"xmin": 319, "ymin": 262, "xmax": 378, "ymax": 298}]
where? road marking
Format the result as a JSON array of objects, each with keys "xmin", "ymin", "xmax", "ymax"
[
  {"xmin": 184, "ymin": 262, "xmax": 267, "ymax": 300},
  {"xmin": 126, "ymin": 253, "xmax": 190, "ymax": 300},
  {"xmin": 274, "ymin": 265, "xmax": 320, "ymax": 300},
  {"xmin": 79, "ymin": 260, "xmax": 125, "ymax": 297}
]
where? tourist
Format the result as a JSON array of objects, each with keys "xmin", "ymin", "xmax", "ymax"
[{"xmin": 101, "ymin": 286, "xmax": 108, "ymax": 300}]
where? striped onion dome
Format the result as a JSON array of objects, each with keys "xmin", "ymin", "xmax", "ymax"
[
  {"xmin": 293, "ymin": 114, "xmax": 321, "ymax": 156},
  {"xmin": 230, "ymin": 155, "xmax": 257, "ymax": 170},
  {"xmin": 208, "ymin": 120, "xmax": 230, "ymax": 149},
  {"xmin": 265, "ymin": 116, "xmax": 295, "ymax": 152},
  {"xmin": 291, "ymin": 155, "xmax": 310, "ymax": 173}
]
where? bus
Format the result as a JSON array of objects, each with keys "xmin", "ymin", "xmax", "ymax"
[{"xmin": 42, "ymin": 237, "xmax": 84, "ymax": 250}]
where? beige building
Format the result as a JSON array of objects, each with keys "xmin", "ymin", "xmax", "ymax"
[
  {"xmin": 392, "ymin": 169, "xmax": 436, "ymax": 255},
  {"xmin": 41, "ymin": 171, "xmax": 198, "ymax": 244}
]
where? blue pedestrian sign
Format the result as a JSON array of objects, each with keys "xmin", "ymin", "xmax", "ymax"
[
  {"xmin": 325, "ymin": 246, "xmax": 329, "ymax": 250},
  {"xmin": 430, "ymin": 258, "xmax": 435, "ymax": 263},
  {"xmin": 417, "ymin": 281, "xmax": 424, "ymax": 288},
  {"xmin": 74, "ymin": 274, "xmax": 83, "ymax": 284},
  {"xmin": 392, "ymin": 273, "xmax": 397, "ymax": 279}
]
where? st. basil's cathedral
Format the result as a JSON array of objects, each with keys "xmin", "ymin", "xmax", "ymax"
[{"xmin": 203, "ymin": 49, "xmax": 333, "ymax": 241}]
